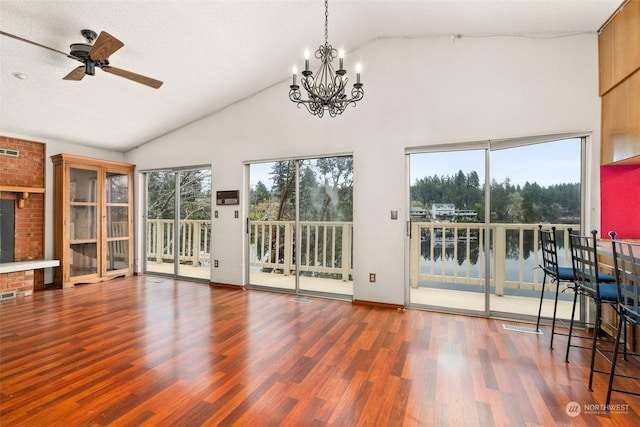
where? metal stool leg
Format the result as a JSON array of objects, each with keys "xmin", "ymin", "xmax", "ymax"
[
  {"xmin": 587, "ymin": 302, "xmax": 602, "ymax": 391},
  {"xmin": 565, "ymin": 290, "xmax": 579, "ymax": 363},
  {"xmin": 606, "ymin": 311, "xmax": 625, "ymax": 407},
  {"xmin": 549, "ymin": 278, "xmax": 562, "ymax": 350},
  {"xmin": 535, "ymin": 273, "xmax": 548, "ymax": 333}
]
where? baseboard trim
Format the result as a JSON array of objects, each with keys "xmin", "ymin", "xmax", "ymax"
[
  {"xmin": 352, "ymin": 299, "xmax": 405, "ymax": 310},
  {"xmin": 209, "ymin": 282, "xmax": 245, "ymax": 290}
]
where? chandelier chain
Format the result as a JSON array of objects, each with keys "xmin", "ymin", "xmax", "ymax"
[{"xmin": 324, "ymin": 0, "xmax": 329, "ymax": 45}]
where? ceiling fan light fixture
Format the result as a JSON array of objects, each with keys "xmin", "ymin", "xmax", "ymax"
[{"xmin": 69, "ymin": 43, "xmax": 92, "ymax": 60}]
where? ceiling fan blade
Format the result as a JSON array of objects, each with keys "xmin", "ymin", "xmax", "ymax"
[
  {"xmin": 90, "ymin": 31, "xmax": 123, "ymax": 61},
  {"xmin": 63, "ymin": 66, "xmax": 86, "ymax": 81},
  {"xmin": 101, "ymin": 66, "xmax": 163, "ymax": 89},
  {"xmin": 0, "ymin": 30, "xmax": 81, "ymax": 61}
]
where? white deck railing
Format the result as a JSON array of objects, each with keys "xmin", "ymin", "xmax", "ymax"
[
  {"xmin": 248, "ymin": 220, "xmax": 353, "ymax": 281},
  {"xmin": 146, "ymin": 219, "xmax": 211, "ymax": 266},
  {"xmin": 146, "ymin": 219, "xmax": 577, "ymax": 293}
]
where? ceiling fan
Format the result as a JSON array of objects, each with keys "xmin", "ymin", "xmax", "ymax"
[{"xmin": 0, "ymin": 29, "xmax": 163, "ymax": 89}]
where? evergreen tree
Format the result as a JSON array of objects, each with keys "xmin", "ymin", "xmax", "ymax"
[{"xmin": 252, "ymin": 181, "xmax": 270, "ymax": 205}]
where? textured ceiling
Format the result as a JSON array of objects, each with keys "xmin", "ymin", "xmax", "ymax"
[{"xmin": 0, "ymin": 0, "xmax": 621, "ymax": 151}]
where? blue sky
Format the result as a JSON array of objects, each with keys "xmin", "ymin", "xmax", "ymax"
[
  {"xmin": 250, "ymin": 162, "xmax": 275, "ymax": 190},
  {"xmin": 410, "ymin": 138, "xmax": 581, "ymax": 188}
]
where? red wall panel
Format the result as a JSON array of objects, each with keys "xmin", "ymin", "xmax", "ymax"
[{"xmin": 600, "ymin": 165, "xmax": 640, "ymax": 239}]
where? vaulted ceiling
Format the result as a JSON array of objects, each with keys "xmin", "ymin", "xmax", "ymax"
[{"xmin": 0, "ymin": 0, "xmax": 621, "ymax": 151}]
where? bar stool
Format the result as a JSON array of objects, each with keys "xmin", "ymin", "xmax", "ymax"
[
  {"xmin": 565, "ymin": 229, "xmax": 618, "ymax": 371},
  {"xmin": 535, "ymin": 225, "xmax": 576, "ymax": 349},
  {"xmin": 605, "ymin": 233, "xmax": 640, "ymax": 407}
]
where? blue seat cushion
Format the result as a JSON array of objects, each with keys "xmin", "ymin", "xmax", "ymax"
[
  {"xmin": 597, "ymin": 284, "xmax": 637, "ymax": 304},
  {"xmin": 552, "ymin": 267, "xmax": 615, "ymax": 283},
  {"xmin": 556, "ymin": 267, "xmax": 574, "ymax": 281},
  {"xmin": 598, "ymin": 283, "xmax": 618, "ymax": 301},
  {"xmin": 596, "ymin": 271, "xmax": 616, "ymax": 283},
  {"xmin": 579, "ymin": 269, "xmax": 616, "ymax": 283}
]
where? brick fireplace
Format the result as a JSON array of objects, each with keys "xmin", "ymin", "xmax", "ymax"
[{"xmin": 0, "ymin": 136, "xmax": 47, "ymax": 296}]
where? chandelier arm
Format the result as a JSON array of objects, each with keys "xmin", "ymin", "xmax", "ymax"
[
  {"xmin": 289, "ymin": 96, "xmax": 318, "ymax": 116},
  {"xmin": 289, "ymin": 86, "xmax": 303, "ymax": 101},
  {"xmin": 299, "ymin": 102, "xmax": 315, "ymax": 115},
  {"xmin": 350, "ymin": 86, "xmax": 364, "ymax": 102},
  {"xmin": 289, "ymin": 88, "xmax": 325, "ymax": 115}
]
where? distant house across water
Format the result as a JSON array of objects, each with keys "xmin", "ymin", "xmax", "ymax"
[{"xmin": 430, "ymin": 203, "xmax": 478, "ymax": 222}]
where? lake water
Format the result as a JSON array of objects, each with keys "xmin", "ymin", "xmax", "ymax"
[{"xmin": 419, "ymin": 239, "xmax": 572, "ymax": 284}]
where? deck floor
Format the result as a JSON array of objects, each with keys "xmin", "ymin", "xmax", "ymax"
[{"xmin": 144, "ymin": 263, "xmax": 575, "ymax": 322}]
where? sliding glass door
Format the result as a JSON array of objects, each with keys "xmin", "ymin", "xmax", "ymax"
[
  {"xmin": 248, "ymin": 161, "xmax": 296, "ymax": 291},
  {"xmin": 408, "ymin": 149, "xmax": 489, "ymax": 314},
  {"xmin": 298, "ymin": 157, "xmax": 353, "ymax": 296},
  {"xmin": 248, "ymin": 156, "xmax": 353, "ymax": 298},
  {"xmin": 144, "ymin": 167, "xmax": 211, "ymax": 280},
  {"xmin": 489, "ymin": 139, "xmax": 581, "ymax": 320},
  {"xmin": 407, "ymin": 137, "xmax": 583, "ymax": 321}
]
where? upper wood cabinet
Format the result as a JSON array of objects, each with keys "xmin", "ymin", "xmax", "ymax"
[
  {"xmin": 599, "ymin": 0, "xmax": 640, "ymax": 165},
  {"xmin": 51, "ymin": 154, "xmax": 135, "ymax": 288},
  {"xmin": 601, "ymin": 71, "xmax": 640, "ymax": 164},
  {"xmin": 599, "ymin": 0, "xmax": 640, "ymax": 96}
]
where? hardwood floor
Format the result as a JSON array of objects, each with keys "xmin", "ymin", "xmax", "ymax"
[{"xmin": 1, "ymin": 275, "xmax": 639, "ymax": 426}]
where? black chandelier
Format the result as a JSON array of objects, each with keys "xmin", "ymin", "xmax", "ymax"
[{"xmin": 289, "ymin": 0, "xmax": 364, "ymax": 118}]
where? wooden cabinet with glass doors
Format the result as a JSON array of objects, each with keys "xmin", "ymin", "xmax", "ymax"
[{"xmin": 51, "ymin": 154, "xmax": 134, "ymax": 288}]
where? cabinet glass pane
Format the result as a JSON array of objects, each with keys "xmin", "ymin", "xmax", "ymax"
[
  {"xmin": 70, "ymin": 168, "xmax": 97, "ymax": 203},
  {"xmin": 70, "ymin": 243, "xmax": 97, "ymax": 277},
  {"xmin": 107, "ymin": 206, "xmax": 128, "ymax": 237},
  {"xmin": 107, "ymin": 239, "xmax": 129, "ymax": 272},
  {"xmin": 106, "ymin": 172, "xmax": 129, "ymax": 203},
  {"xmin": 70, "ymin": 206, "xmax": 97, "ymax": 240}
]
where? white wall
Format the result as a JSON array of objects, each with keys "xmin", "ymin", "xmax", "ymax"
[{"xmin": 125, "ymin": 34, "xmax": 602, "ymax": 305}]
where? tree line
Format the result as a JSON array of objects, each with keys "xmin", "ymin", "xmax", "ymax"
[
  {"xmin": 148, "ymin": 165, "xmax": 578, "ymax": 225},
  {"xmin": 411, "ymin": 170, "xmax": 579, "ymax": 223}
]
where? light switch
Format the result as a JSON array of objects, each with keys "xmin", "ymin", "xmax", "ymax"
[{"xmin": 391, "ymin": 210, "xmax": 398, "ymax": 220}]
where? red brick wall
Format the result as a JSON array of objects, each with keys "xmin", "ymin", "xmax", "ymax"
[
  {"xmin": 0, "ymin": 136, "xmax": 46, "ymax": 293},
  {"xmin": 0, "ymin": 137, "xmax": 45, "ymax": 188},
  {"xmin": 1, "ymin": 271, "xmax": 36, "ymax": 297},
  {"xmin": 12, "ymin": 193, "xmax": 45, "ymax": 262}
]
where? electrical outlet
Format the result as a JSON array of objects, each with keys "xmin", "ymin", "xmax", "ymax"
[
  {"xmin": 369, "ymin": 273, "xmax": 376, "ymax": 283},
  {"xmin": 214, "ymin": 260, "xmax": 219, "ymax": 268}
]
